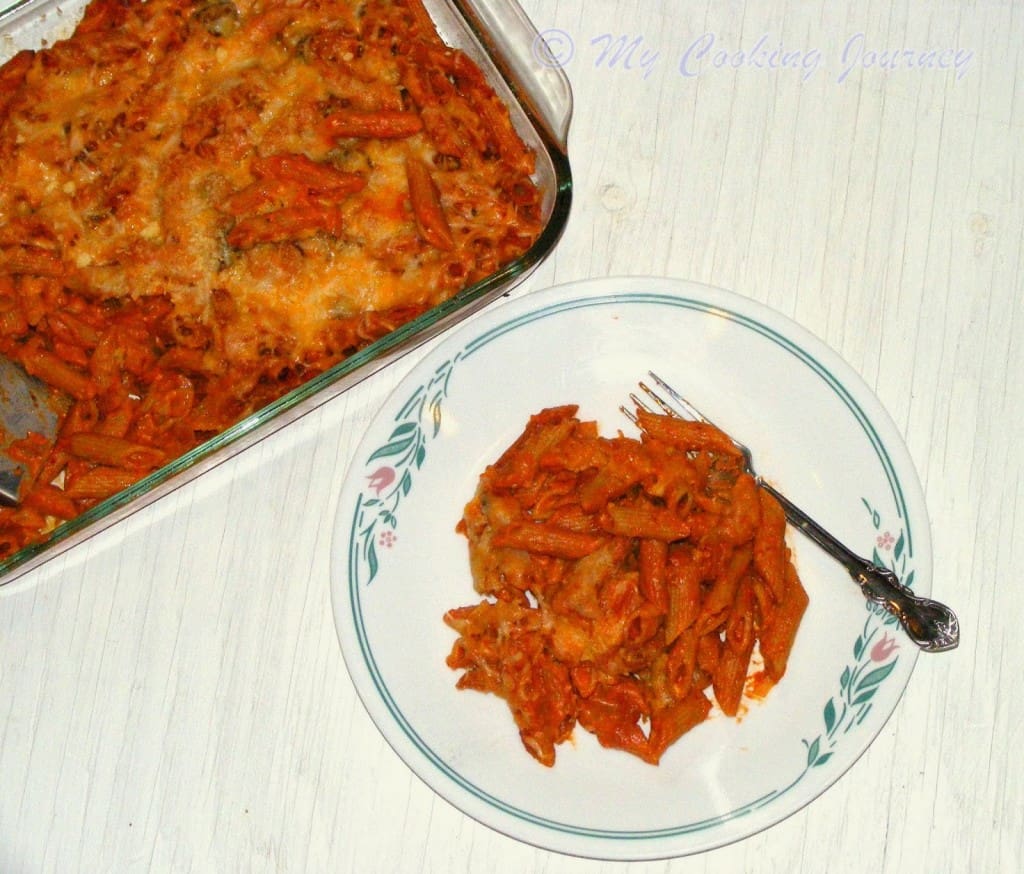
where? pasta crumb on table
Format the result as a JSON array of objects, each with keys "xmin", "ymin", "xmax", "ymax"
[{"xmin": 444, "ymin": 405, "xmax": 809, "ymax": 767}]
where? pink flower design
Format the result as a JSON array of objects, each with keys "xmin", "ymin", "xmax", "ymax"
[
  {"xmin": 876, "ymin": 531, "xmax": 895, "ymax": 551},
  {"xmin": 367, "ymin": 466, "xmax": 396, "ymax": 495},
  {"xmin": 870, "ymin": 633, "xmax": 899, "ymax": 662},
  {"xmin": 378, "ymin": 529, "xmax": 397, "ymax": 549}
]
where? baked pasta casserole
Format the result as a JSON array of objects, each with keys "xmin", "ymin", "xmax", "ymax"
[{"xmin": 0, "ymin": 0, "xmax": 544, "ymax": 555}]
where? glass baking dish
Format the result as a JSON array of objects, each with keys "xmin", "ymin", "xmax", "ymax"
[{"xmin": 0, "ymin": 0, "xmax": 573, "ymax": 584}]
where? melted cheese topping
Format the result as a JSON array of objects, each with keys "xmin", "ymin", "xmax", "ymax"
[{"xmin": 0, "ymin": 0, "xmax": 543, "ymax": 365}]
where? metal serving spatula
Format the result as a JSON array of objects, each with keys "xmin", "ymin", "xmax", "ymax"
[{"xmin": 0, "ymin": 356, "xmax": 62, "ymax": 505}]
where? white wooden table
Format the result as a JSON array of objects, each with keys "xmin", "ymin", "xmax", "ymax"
[{"xmin": 1, "ymin": 1, "xmax": 1021, "ymax": 871}]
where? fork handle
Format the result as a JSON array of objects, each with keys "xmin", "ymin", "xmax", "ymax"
[{"xmin": 759, "ymin": 482, "xmax": 960, "ymax": 653}]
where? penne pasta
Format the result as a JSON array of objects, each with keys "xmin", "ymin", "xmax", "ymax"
[
  {"xmin": 754, "ymin": 488, "xmax": 790, "ymax": 600},
  {"xmin": 67, "ymin": 433, "xmax": 165, "ymax": 471},
  {"xmin": 20, "ymin": 345, "xmax": 95, "ymax": 401},
  {"xmin": 323, "ymin": 109, "xmax": 425, "ymax": 139},
  {"xmin": 664, "ymin": 549, "xmax": 702, "ymax": 643},
  {"xmin": 23, "ymin": 483, "xmax": 78, "ymax": 520},
  {"xmin": 0, "ymin": 245, "xmax": 66, "ymax": 279},
  {"xmin": 638, "ymin": 538, "xmax": 669, "ymax": 610},
  {"xmin": 491, "ymin": 521, "xmax": 608, "ymax": 560},
  {"xmin": 636, "ymin": 408, "xmax": 744, "ymax": 458},
  {"xmin": 445, "ymin": 406, "xmax": 809, "ymax": 766},
  {"xmin": 62, "ymin": 466, "xmax": 141, "ymax": 501},
  {"xmin": 601, "ymin": 500, "xmax": 691, "ymax": 541},
  {"xmin": 646, "ymin": 690, "xmax": 712, "ymax": 764},
  {"xmin": 712, "ymin": 578, "xmax": 758, "ymax": 717},
  {"xmin": 227, "ymin": 204, "xmax": 346, "ymax": 249},
  {"xmin": 405, "ymin": 157, "xmax": 455, "ymax": 251},
  {"xmin": 760, "ymin": 564, "xmax": 810, "ymax": 681}
]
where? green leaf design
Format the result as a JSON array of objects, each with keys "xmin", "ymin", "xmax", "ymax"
[
  {"xmin": 799, "ymin": 500, "xmax": 908, "ymax": 779},
  {"xmin": 862, "ymin": 499, "xmax": 882, "ymax": 529},
  {"xmin": 368, "ymin": 436, "xmax": 415, "ymax": 462},
  {"xmin": 390, "ymin": 421, "xmax": 419, "ymax": 437},
  {"xmin": 355, "ymin": 353, "xmax": 460, "ymax": 585},
  {"xmin": 366, "ymin": 539, "xmax": 379, "ymax": 581},
  {"xmin": 851, "ymin": 688, "xmax": 877, "ymax": 707},
  {"xmin": 823, "ymin": 698, "xmax": 837, "ymax": 734},
  {"xmin": 855, "ymin": 661, "xmax": 896, "ymax": 693}
]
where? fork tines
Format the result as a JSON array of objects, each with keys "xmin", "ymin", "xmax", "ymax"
[{"xmin": 621, "ymin": 372, "xmax": 707, "ymax": 425}]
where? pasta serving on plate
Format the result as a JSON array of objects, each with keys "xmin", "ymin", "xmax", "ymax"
[{"xmin": 444, "ymin": 405, "xmax": 808, "ymax": 766}]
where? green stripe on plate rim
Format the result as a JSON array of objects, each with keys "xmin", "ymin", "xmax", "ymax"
[{"xmin": 346, "ymin": 290, "xmax": 916, "ymax": 843}]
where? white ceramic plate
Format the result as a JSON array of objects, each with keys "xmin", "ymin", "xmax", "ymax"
[{"xmin": 330, "ymin": 277, "xmax": 929, "ymax": 860}]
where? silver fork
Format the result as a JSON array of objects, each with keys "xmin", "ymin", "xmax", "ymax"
[{"xmin": 624, "ymin": 371, "xmax": 959, "ymax": 653}]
